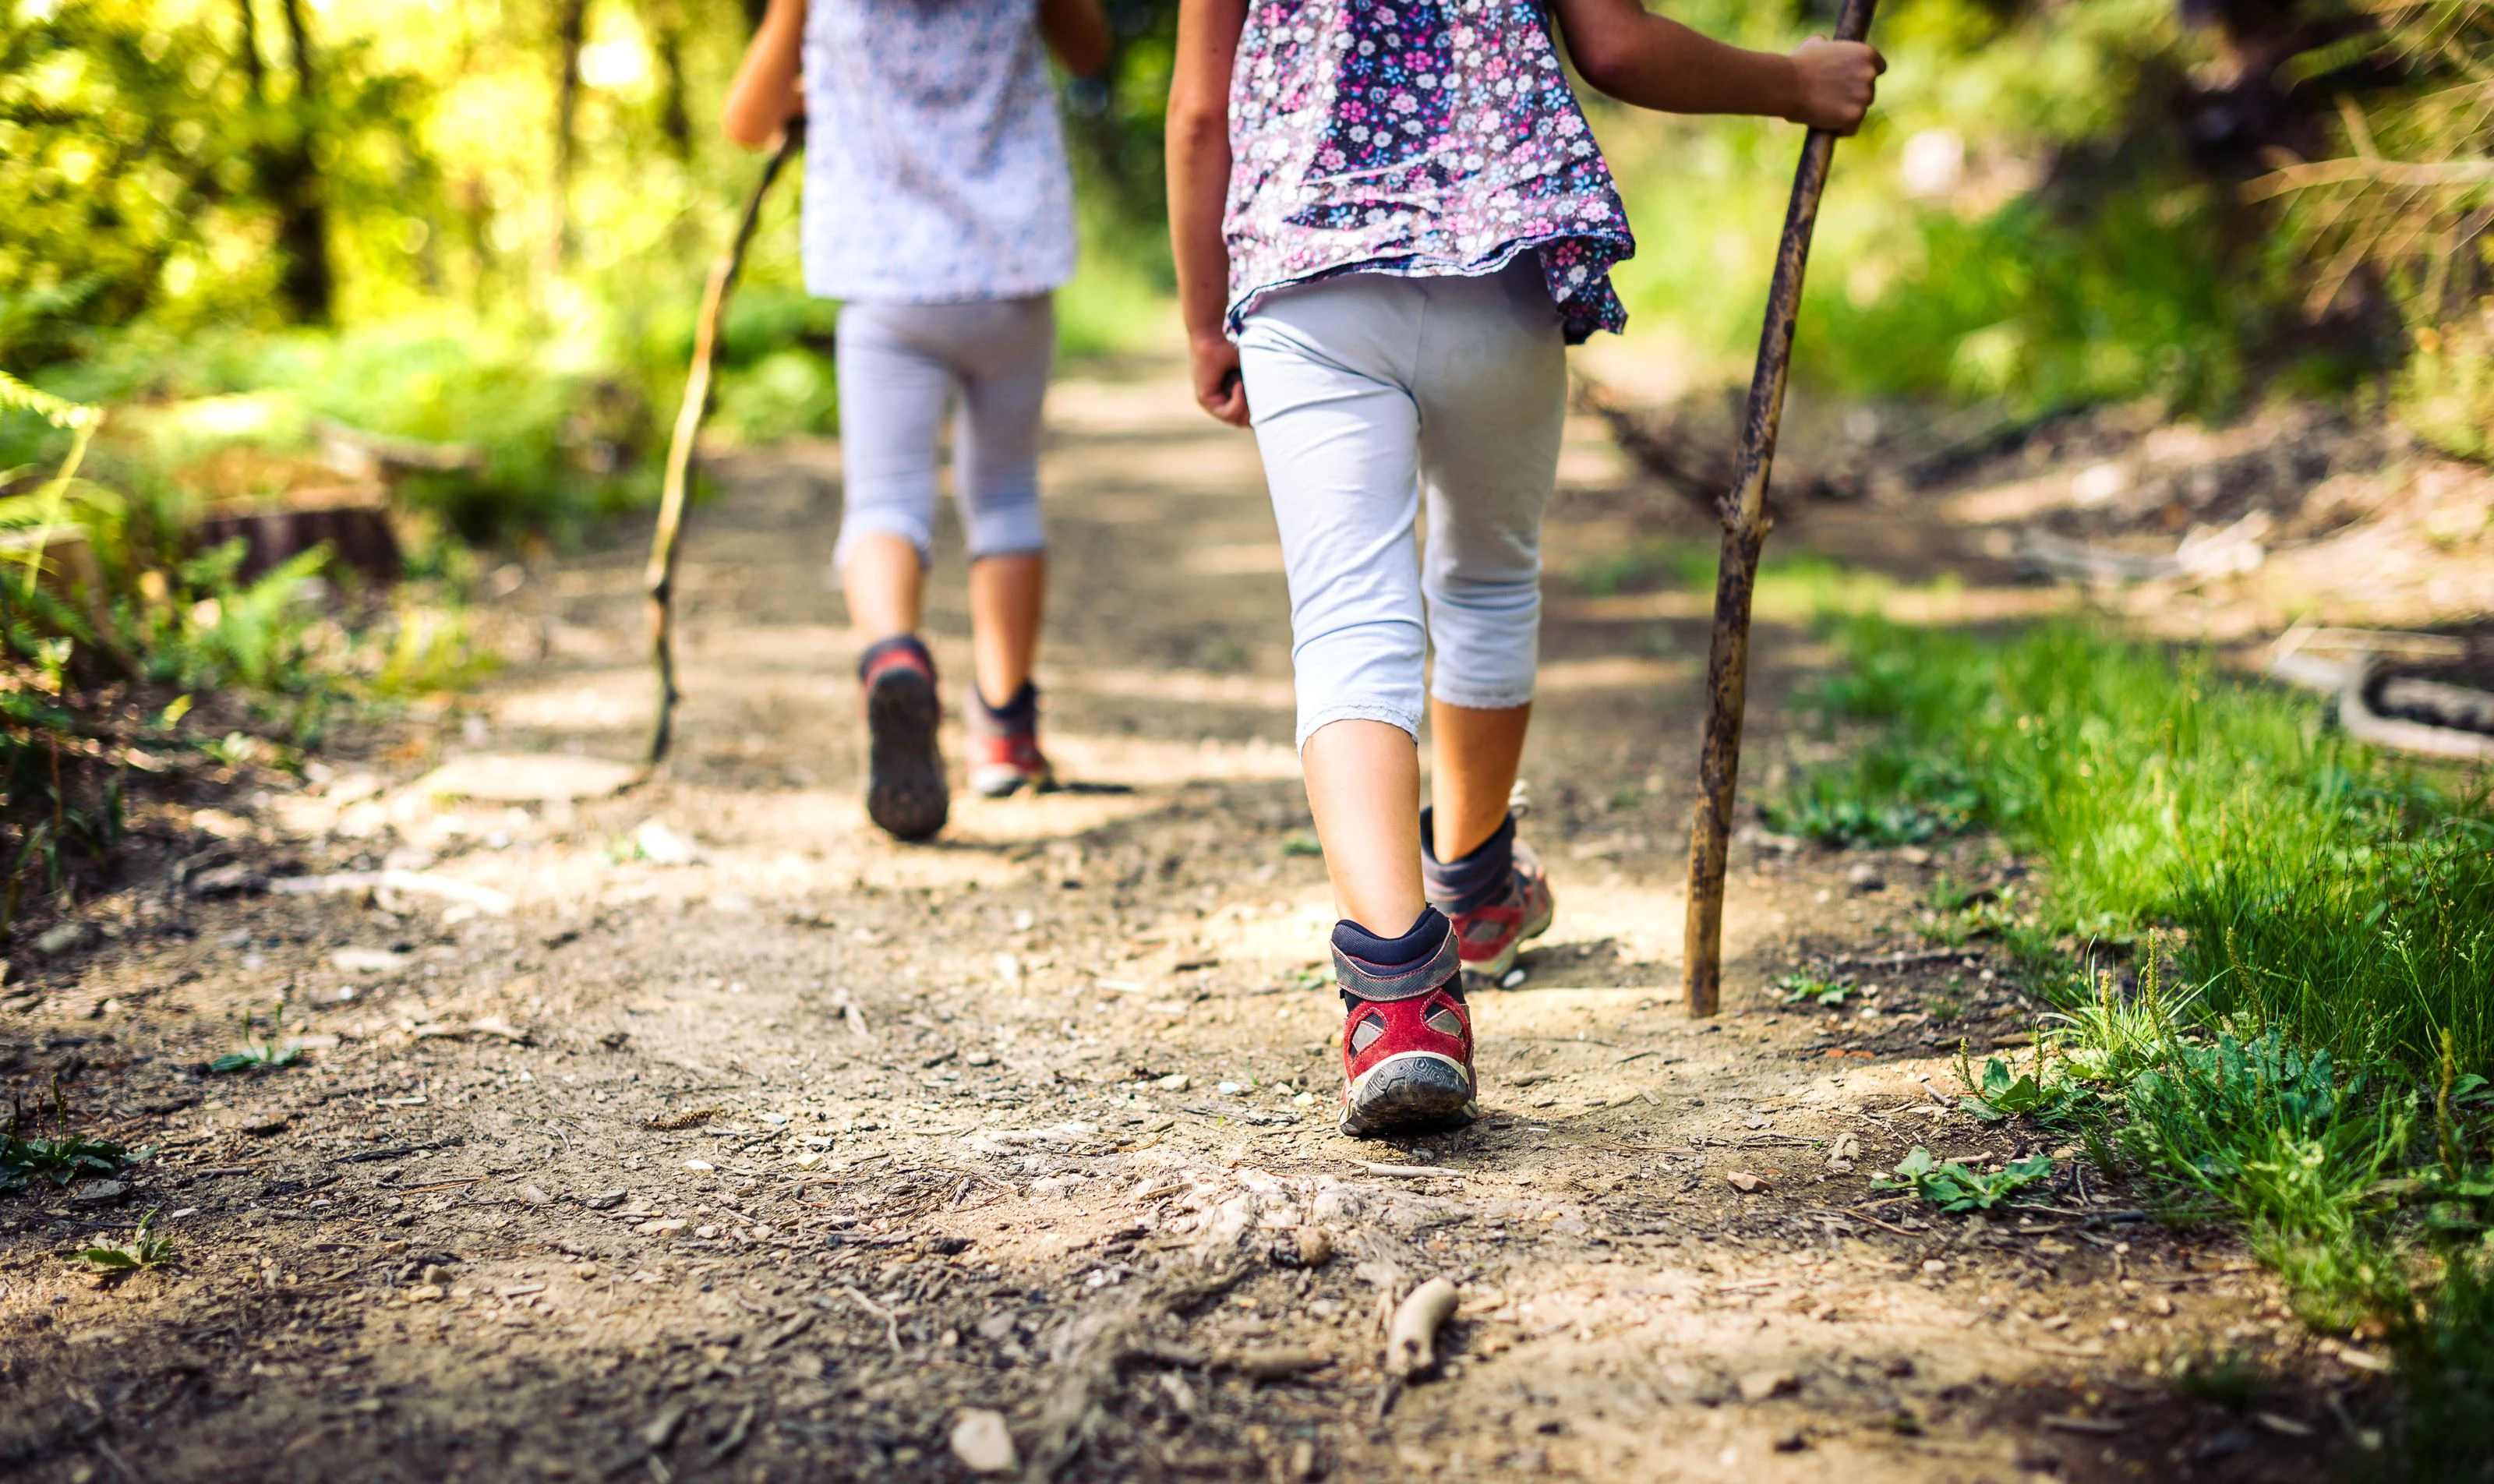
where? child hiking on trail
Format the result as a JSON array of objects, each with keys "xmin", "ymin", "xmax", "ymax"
[
  {"xmin": 723, "ymin": 0, "xmax": 1111, "ymax": 841},
  {"xmin": 1167, "ymin": 0, "xmax": 1880, "ymax": 1136}
]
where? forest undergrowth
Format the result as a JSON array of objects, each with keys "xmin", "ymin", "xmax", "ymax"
[{"xmin": 1770, "ymin": 618, "xmax": 2494, "ymax": 1478}]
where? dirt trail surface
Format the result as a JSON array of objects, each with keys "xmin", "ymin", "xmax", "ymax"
[{"xmin": 1, "ymin": 362, "xmax": 2384, "ymax": 1483}]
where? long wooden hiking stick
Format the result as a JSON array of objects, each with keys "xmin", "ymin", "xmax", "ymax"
[
  {"xmin": 645, "ymin": 119, "xmax": 806, "ymax": 768},
  {"xmin": 1683, "ymin": 0, "xmax": 1878, "ymax": 1016}
]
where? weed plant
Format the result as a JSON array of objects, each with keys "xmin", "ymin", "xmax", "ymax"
[{"xmin": 1777, "ymin": 618, "xmax": 2494, "ymax": 1473}]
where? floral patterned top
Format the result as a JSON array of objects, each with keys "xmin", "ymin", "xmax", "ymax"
[
  {"xmin": 1223, "ymin": 0, "xmax": 1635, "ymax": 343},
  {"xmin": 800, "ymin": 0, "xmax": 1076, "ymax": 304}
]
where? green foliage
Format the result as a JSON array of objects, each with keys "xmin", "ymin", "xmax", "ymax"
[
  {"xmin": 1775, "ymin": 972, "xmax": 1850, "ymax": 1008},
  {"xmin": 1810, "ymin": 180, "xmax": 2284, "ymax": 415},
  {"xmin": 0, "ymin": 1126, "xmax": 134, "ymax": 1192},
  {"xmin": 73, "ymin": 1207, "xmax": 175, "ymax": 1272},
  {"xmin": 1955, "ymin": 1053, "xmax": 2085, "ymax": 1122},
  {"xmin": 207, "ymin": 1039, "xmax": 302, "ymax": 1075},
  {"xmin": 1874, "ymin": 1146, "xmax": 2056, "ymax": 1212},
  {"xmin": 207, "ymin": 1004, "xmax": 306, "ymax": 1073},
  {"xmin": 1762, "ymin": 750, "xmax": 1979, "ymax": 846},
  {"xmin": 2258, "ymin": 0, "xmax": 2494, "ymax": 457}
]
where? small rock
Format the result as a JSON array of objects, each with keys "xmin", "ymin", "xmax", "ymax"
[
  {"xmin": 1293, "ymin": 1228, "xmax": 1334, "ymax": 1267},
  {"xmin": 2193, "ymin": 1427, "xmax": 2252, "ymax": 1462},
  {"xmin": 994, "ymin": 953, "xmax": 1023, "ymax": 983},
  {"xmin": 708, "ymin": 892, "xmax": 754, "ymax": 913},
  {"xmin": 402, "ymin": 1284, "xmax": 445, "ymax": 1302},
  {"xmin": 521, "ymin": 1185, "xmax": 553, "ymax": 1206},
  {"xmin": 69, "ymin": 1181, "xmax": 128, "ymax": 1203},
  {"xmin": 1897, "ymin": 846, "xmax": 1932, "ymax": 866},
  {"xmin": 1726, "ymin": 1171, "xmax": 1768, "ymax": 1193},
  {"xmin": 34, "ymin": 921, "xmax": 96, "ymax": 957},
  {"xmin": 1921, "ymin": 1259, "xmax": 1948, "ymax": 1275},
  {"xmin": 793, "ymin": 1150, "xmax": 826, "ymax": 1169},
  {"xmin": 1737, "ymin": 1369, "xmax": 1798, "ymax": 1403},
  {"xmin": 1773, "ymin": 1430, "xmax": 1811, "ymax": 1453},
  {"xmin": 585, "ymin": 1189, "xmax": 628, "ymax": 1210},
  {"xmin": 631, "ymin": 819, "xmax": 701, "ymax": 866},
  {"xmin": 331, "ymin": 947, "xmax": 411, "ymax": 973},
  {"xmin": 1500, "ymin": 968, "xmax": 1527, "ymax": 989},
  {"xmin": 1215, "ymin": 1081, "xmax": 1244, "ymax": 1096},
  {"xmin": 966, "ymin": 1050, "xmax": 994, "ymax": 1066},
  {"xmin": 694, "ymin": 1224, "xmax": 720, "ymax": 1240},
  {"xmin": 238, "ymin": 1111, "xmax": 290, "ymax": 1136},
  {"xmin": 684, "ymin": 1159, "xmax": 715, "ymax": 1172},
  {"xmin": 185, "ymin": 862, "xmax": 266, "ymax": 897},
  {"xmin": 1845, "ymin": 862, "xmax": 1885, "ymax": 893},
  {"xmin": 974, "ymin": 1313, "xmax": 1016, "ymax": 1341},
  {"xmin": 1153, "ymin": 1073, "xmax": 1192, "ymax": 1092},
  {"xmin": 949, "ymin": 1409, "xmax": 1019, "ymax": 1475},
  {"xmin": 641, "ymin": 1403, "xmax": 690, "ymax": 1450},
  {"xmin": 639, "ymin": 1218, "xmax": 690, "ymax": 1238}
]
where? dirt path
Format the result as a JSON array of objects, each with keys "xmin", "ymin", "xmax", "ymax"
[{"xmin": 1, "ymin": 361, "xmax": 2376, "ymax": 1483}]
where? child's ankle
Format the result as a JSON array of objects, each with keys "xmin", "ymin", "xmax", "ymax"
[
  {"xmin": 972, "ymin": 679, "xmax": 1038, "ymax": 731},
  {"xmin": 1421, "ymin": 807, "xmax": 1515, "ymax": 913}
]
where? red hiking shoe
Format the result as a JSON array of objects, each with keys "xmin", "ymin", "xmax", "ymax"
[
  {"xmin": 966, "ymin": 683, "xmax": 1054, "ymax": 798},
  {"xmin": 1437, "ymin": 836, "xmax": 1555, "ymax": 991},
  {"xmin": 1335, "ymin": 917, "xmax": 1478, "ymax": 1138},
  {"xmin": 859, "ymin": 637, "xmax": 948, "ymax": 841}
]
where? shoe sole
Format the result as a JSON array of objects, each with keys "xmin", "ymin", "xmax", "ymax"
[
  {"xmin": 1459, "ymin": 889, "xmax": 1557, "ymax": 991},
  {"xmin": 968, "ymin": 764, "xmax": 1054, "ymax": 800},
  {"xmin": 865, "ymin": 669, "xmax": 948, "ymax": 841},
  {"xmin": 1340, "ymin": 1052, "xmax": 1478, "ymax": 1138}
]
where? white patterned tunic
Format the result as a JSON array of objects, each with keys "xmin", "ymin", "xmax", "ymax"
[
  {"xmin": 1221, "ymin": 0, "xmax": 1634, "ymax": 343},
  {"xmin": 800, "ymin": 0, "xmax": 1078, "ymax": 303}
]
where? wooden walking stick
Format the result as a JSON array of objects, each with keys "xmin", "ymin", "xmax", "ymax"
[
  {"xmin": 1683, "ymin": 0, "xmax": 1878, "ymax": 1016},
  {"xmin": 645, "ymin": 118, "xmax": 806, "ymax": 768}
]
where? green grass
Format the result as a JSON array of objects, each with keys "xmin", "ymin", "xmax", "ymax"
[
  {"xmin": 1776, "ymin": 620, "xmax": 2494, "ymax": 1076},
  {"xmin": 1776, "ymin": 619, "xmax": 2494, "ymax": 1475}
]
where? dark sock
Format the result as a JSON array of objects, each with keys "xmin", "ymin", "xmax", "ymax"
[
  {"xmin": 857, "ymin": 634, "xmax": 934, "ymax": 683},
  {"xmin": 1421, "ymin": 808, "xmax": 1515, "ymax": 914},
  {"xmin": 974, "ymin": 680, "xmax": 1038, "ymax": 731},
  {"xmin": 1330, "ymin": 906, "xmax": 1449, "ymax": 969}
]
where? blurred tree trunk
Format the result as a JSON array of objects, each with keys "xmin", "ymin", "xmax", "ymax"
[
  {"xmin": 649, "ymin": 0, "xmax": 692, "ymax": 165},
  {"xmin": 233, "ymin": 0, "xmax": 263, "ymax": 97},
  {"xmin": 548, "ymin": 0, "xmax": 591, "ymax": 273},
  {"xmin": 267, "ymin": 0, "xmax": 334, "ymax": 322}
]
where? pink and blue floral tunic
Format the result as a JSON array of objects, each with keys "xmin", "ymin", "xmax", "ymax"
[{"xmin": 1223, "ymin": 0, "xmax": 1636, "ymax": 343}]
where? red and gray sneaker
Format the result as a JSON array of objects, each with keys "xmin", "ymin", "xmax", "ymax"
[
  {"xmin": 1334, "ymin": 910, "xmax": 1478, "ymax": 1138},
  {"xmin": 1423, "ymin": 811, "xmax": 1556, "ymax": 991},
  {"xmin": 859, "ymin": 635, "xmax": 948, "ymax": 841},
  {"xmin": 966, "ymin": 681, "xmax": 1054, "ymax": 798}
]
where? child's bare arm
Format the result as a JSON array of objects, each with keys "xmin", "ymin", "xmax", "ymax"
[
  {"xmin": 1166, "ymin": 0, "xmax": 1250, "ymax": 426},
  {"xmin": 1040, "ymin": 0, "xmax": 1113, "ymax": 78},
  {"xmin": 723, "ymin": 0, "xmax": 806, "ymax": 147},
  {"xmin": 1549, "ymin": 0, "xmax": 1882, "ymax": 133}
]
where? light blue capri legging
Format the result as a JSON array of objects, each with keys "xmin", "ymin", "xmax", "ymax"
[
  {"xmin": 832, "ymin": 295, "xmax": 1054, "ymax": 567},
  {"xmin": 1236, "ymin": 259, "xmax": 1569, "ymax": 750}
]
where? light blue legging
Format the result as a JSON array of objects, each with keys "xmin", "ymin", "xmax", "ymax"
[
  {"xmin": 832, "ymin": 295, "xmax": 1054, "ymax": 567},
  {"xmin": 1237, "ymin": 260, "xmax": 1568, "ymax": 750}
]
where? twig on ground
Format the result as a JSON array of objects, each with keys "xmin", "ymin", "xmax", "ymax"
[
  {"xmin": 1806, "ymin": 1206, "xmax": 1917, "ymax": 1237},
  {"xmin": 839, "ymin": 1286, "xmax": 901, "ymax": 1352}
]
